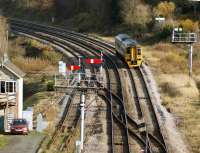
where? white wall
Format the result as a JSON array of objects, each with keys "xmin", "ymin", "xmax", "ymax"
[{"xmin": 17, "ymin": 78, "xmax": 23, "ymax": 118}]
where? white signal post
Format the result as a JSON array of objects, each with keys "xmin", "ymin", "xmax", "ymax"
[
  {"xmin": 78, "ymin": 56, "xmax": 82, "ymax": 84},
  {"xmin": 100, "ymin": 51, "xmax": 103, "ymax": 77},
  {"xmin": 172, "ymin": 27, "xmax": 197, "ymax": 82},
  {"xmin": 189, "ymin": 44, "xmax": 193, "ymax": 77},
  {"xmin": 80, "ymin": 92, "xmax": 85, "ymax": 150},
  {"xmin": 55, "ymin": 54, "xmax": 105, "ymax": 153}
]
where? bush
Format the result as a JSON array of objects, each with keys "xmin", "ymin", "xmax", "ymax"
[
  {"xmin": 73, "ymin": 13, "xmax": 101, "ymax": 32},
  {"xmin": 162, "ymin": 96, "xmax": 171, "ymax": 106},
  {"xmin": 42, "ymin": 49, "xmax": 62, "ymax": 64},
  {"xmin": 158, "ymin": 24, "xmax": 173, "ymax": 39},
  {"xmin": 12, "ymin": 56, "xmax": 50, "ymax": 72},
  {"xmin": 153, "ymin": 1, "xmax": 176, "ymax": 17},
  {"xmin": 26, "ymin": 39, "xmax": 62, "ymax": 64},
  {"xmin": 41, "ymin": 75, "xmax": 47, "ymax": 83},
  {"xmin": 197, "ymin": 81, "xmax": 200, "ymax": 91},
  {"xmin": 180, "ymin": 19, "xmax": 199, "ymax": 32},
  {"xmin": 121, "ymin": 2, "xmax": 152, "ymax": 31},
  {"xmin": 159, "ymin": 52, "xmax": 187, "ymax": 73},
  {"xmin": 46, "ymin": 82, "xmax": 54, "ymax": 91},
  {"xmin": 160, "ymin": 82, "xmax": 181, "ymax": 97}
]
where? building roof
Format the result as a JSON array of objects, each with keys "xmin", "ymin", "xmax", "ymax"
[{"xmin": 1, "ymin": 60, "xmax": 25, "ymax": 78}]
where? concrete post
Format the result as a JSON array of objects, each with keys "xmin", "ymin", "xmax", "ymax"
[
  {"xmin": 76, "ymin": 140, "xmax": 81, "ymax": 153},
  {"xmin": 80, "ymin": 92, "xmax": 85, "ymax": 150},
  {"xmin": 189, "ymin": 44, "xmax": 193, "ymax": 78},
  {"xmin": 18, "ymin": 78, "xmax": 23, "ymax": 118},
  {"xmin": 172, "ymin": 29, "xmax": 175, "ymax": 42}
]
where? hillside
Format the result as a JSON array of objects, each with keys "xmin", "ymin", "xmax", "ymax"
[{"xmin": 0, "ymin": 0, "xmax": 199, "ymax": 33}]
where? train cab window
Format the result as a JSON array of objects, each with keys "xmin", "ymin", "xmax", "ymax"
[
  {"xmin": 137, "ymin": 48, "xmax": 141, "ymax": 55},
  {"xmin": 126, "ymin": 48, "xmax": 131, "ymax": 54},
  {"xmin": 122, "ymin": 38, "xmax": 127, "ymax": 41}
]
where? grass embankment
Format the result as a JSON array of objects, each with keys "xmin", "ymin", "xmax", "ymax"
[
  {"xmin": 7, "ymin": 35, "xmax": 78, "ymax": 152},
  {"xmin": 8, "ymin": 35, "xmax": 63, "ymax": 121},
  {"xmin": 143, "ymin": 42, "xmax": 200, "ymax": 153},
  {"xmin": 96, "ymin": 35, "xmax": 200, "ymax": 153}
]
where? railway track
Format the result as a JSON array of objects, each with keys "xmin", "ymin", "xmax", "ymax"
[
  {"xmin": 46, "ymin": 92, "xmax": 80, "ymax": 152},
  {"xmin": 11, "ymin": 23, "xmax": 130, "ymax": 153},
  {"xmin": 10, "ymin": 19, "xmax": 168, "ymax": 153}
]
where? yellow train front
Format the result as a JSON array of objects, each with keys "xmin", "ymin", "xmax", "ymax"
[{"xmin": 115, "ymin": 34, "xmax": 142, "ymax": 68}]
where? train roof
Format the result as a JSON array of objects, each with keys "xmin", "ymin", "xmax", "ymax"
[
  {"xmin": 123, "ymin": 39, "xmax": 138, "ymax": 46},
  {"xmin": 115, "ymin": 34, "xmax": 138, "ymax": 47},
  {"xmin": 115, "ymin": 34, "xmax": 130, "ymax": 41}
]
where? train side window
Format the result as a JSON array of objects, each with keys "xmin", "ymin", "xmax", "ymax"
[{"xmin": 137, "ymin": 48, "xmax": 141, "ymax": 55}]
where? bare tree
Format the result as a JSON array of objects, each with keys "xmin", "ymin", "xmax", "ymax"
[
  {"xmin": 121, "ymin": 0, "xmax": 152, "ymax": 31},
  {"xmin": 37, "ymin": 0, "xmax": 55, "ymax": 10},
  {"xmin": 153, "ymin": 1, "xmax": 176, "ymax": 18}
]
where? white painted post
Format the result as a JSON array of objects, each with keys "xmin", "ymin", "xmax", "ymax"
[
  {"xmin": 78, "ymin": 56, "xmax": 82, "ymax": 84},
  {"xmin": 189, "ymin": 44, "xmax": 193, "ymax": 78},
  {"xmin": 76, "ymin": 140, "xmax": 81, "ymax": 153},
  {"xmin": 17, "ymin": 78, "xmax": 23, "ymax": 118},
  {"xmin": 76, "ymin": 141, "xmax": 81, "ymax": 153},
  {"xmin": 100, "ymin": 51, "xmax": 103, "ymax": 77},
  {"xmin": 80, "ymin": 92, "xmax": 85, "ymax": 150},
  {"xmin": 172, "ymin": 29, "xmax": 175, "ymax": 42}
]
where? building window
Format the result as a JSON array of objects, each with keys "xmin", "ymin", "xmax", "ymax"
[
  {"xmin": 14, "ymin": 82, "xmax": 16, "ymax": 93},
  {"xmin": 0, "ymin": 81, "xmax": 16, "ymax": 94},
  {"xmin": 0, "ymin": 81, "xmax": 5, "ymax": 93}
]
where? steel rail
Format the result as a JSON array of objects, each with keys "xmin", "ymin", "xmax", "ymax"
[
  {"xmin": 11, "ymin": 24, "xmax": 131, "ymax": 153},
  {"xmin": 10, "ymin": 20, "xmax": 168, "ymax": 153},
  {"xmin": 11, "ymin": 28, "xmax": 85, "ymax": 153},
  {"xmin": 138, "ymin": 67, "xmax": 168, "ymax": 152},
  {"xmin": 9, "ymin": 18, "xmax": 115, "ymax": 50},
  {"xmin": 11, "ymin": 26, "xmax": 116, "ymax": 152}
]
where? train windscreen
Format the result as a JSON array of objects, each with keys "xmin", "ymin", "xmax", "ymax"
[
  {"xmin": 127, "ymin": 47, "xmax": 131, "ymax": 54},
  {"xmin": 137, "ymin": 48, "xmax": 141, "ymax": 55}
]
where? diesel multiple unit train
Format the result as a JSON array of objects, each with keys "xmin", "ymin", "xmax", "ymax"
[{"xmin": 115, "ymin": 34, "xmax": 143, "ymax": 68}]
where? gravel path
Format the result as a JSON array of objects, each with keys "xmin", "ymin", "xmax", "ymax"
[{"xmin": 0, "ymin": 134, "xmax": 43, "ymax": 153}]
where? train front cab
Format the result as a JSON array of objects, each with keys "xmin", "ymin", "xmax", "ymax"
[{"xmin": 126, "ymin": 46, "xmax": 142, "ymax": 68}]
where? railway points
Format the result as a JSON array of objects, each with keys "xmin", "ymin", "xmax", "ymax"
[{"xmin": 8, "ymin": 19, "xmax": 186, "ymax": 153}]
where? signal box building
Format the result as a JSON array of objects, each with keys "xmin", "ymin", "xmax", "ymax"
[{"xmin": 0, "ymin": 58, "xmax": 25, "ymax": 132}]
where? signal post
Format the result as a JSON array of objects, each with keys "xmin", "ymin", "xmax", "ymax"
[
  {"xmin": 55, "ymin": 52, "xmax": 104, "ymax": 153},
  {"xmin": 172, "ymin": 27, "xmax": 197, "ymax": 80}
]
